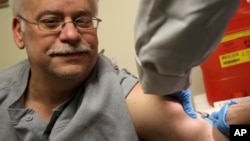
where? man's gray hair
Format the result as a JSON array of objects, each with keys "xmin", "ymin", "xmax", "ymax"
[
  {"xmin": 9, "ymin": 0, "xmax": 99, "ymax": 16},
  {"xmin": 8, "ymin": 0, "xmax": 23, "ymax": 16}
]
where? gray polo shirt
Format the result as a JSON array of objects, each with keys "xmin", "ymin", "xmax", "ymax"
[{"xmin": 0, "ymin": 54, "xmax": 139, "ymax": 141}]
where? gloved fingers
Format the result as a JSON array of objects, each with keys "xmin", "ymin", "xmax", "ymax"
[
  {"xmin": 183, "ymin": 99, "xmax": 197, "ymax": 118},
  {"xmin": 181, "ymin": 89, "xmax": 197, "ymax": 118},
  {"xmin": 170, "ymin": 89, "xmax": 197, "ymax": 118},
  {"xmin": 211, "ymin": 100, "xmax": 238, "ymax": 118},
  {"xmin": 211, "ymin": 100, "xmax": 238, "ymax": 137},
  {"xmin": 227, "ymin": 100, "xmax": 238, "ymax": 106},
  {"xmin": 211, "ymin": 111, "xmax": 219, "ymax": 119}
]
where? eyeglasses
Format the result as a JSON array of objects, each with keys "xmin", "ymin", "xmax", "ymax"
[{"xmin": 17, "ymin": 15, "xmax": 102, "ymax": 32}]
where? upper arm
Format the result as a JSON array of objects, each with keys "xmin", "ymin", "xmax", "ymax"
[{"xmin": 126, "ymin": 83, "xmax": 228, "ymax": 141}]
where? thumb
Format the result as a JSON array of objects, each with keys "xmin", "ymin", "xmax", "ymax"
[{"xmin": 182, "ymin": 96, "xmax": 197, "ymax": 118}]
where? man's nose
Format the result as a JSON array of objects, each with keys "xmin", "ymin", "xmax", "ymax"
[{"xmin": 59, "ymin": 22, "xmax": 81, "ymax": 43}]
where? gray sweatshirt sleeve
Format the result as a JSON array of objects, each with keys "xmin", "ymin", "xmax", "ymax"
[{"xmin": 134, "ymin": 0, "xmax": 240, "ymax": 95}]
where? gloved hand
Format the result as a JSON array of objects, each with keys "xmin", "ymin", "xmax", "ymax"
[
  {"xmin": 203, "ymin": 100, "xmax": 238, "ymax": 137},
  {"xmin": 170, "ymin": 89, "xmax": 197, "ymax": 119}
]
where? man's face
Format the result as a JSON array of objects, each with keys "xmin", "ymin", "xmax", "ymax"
[{"xmin": 16, "ymin": 0, "xmax": 99, "ymax": 80}]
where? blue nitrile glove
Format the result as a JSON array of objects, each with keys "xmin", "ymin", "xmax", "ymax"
[
  {"xmin": 170, "ymin": 89, "xmax": 197, "ymax": 119},
  {"xmin": 203, "ymin": 100, "xmax": 238, "ymax": 137}
]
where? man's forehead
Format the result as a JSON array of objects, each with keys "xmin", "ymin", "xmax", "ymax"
[{"xmin": 23, "ymin": 0, "xmax": 95, "ymax": 16}]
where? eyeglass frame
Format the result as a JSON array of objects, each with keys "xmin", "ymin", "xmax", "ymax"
[{"xmin": 17, "ymin": 15, "xmax": 102, "ymax": 32}]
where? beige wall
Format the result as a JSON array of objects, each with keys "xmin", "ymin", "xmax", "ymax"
[
  {"xmin": 0, "ymin": 5, "xmax": 27, "ymax": 70},
  {"xmin": 0, "ymin": 1, "xmax": 205, "ymax": 95}
]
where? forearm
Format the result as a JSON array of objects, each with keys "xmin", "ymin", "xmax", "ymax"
[
  {"xmin": 202, "ymin": 100, "xmax": 250, "ymax": 137},
  {"xmin": 227, "ymin": 102, "xmax": 250, "ymax": 125}
]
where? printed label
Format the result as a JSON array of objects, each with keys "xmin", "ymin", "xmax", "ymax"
[
  {"xmin": 219, "ymin": 29, "xmax": 250, "ymax": 68},
  {"xmin": 219, "ymin": 48, "xmax": 250, "ymax": 68}
]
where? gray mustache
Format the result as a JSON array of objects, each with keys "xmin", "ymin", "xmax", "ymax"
[{"xmin": 47, "ymin": 44, "xmax": 91, "ymax": 56}]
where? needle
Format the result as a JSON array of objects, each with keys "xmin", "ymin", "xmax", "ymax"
[{"xmin": 196, "ymin": 111, "xmax": 218, "ymax": 122}]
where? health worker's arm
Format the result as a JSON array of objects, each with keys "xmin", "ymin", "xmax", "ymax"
[
  {"xmin": 227, "ymin": 102, "xmax": 250, "ymax": 124},
  {"xmin": 134, "ymin": 0, "xmax": 240, "ymax": 95}
]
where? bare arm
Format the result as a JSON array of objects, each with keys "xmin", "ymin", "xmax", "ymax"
[
  {"xmin": 126, "ymin": 83, "xmax": 227, "ymax": 141},
  {"xmin": 227, "ymin": 102, "xmax": 250, "ymax": 125}
]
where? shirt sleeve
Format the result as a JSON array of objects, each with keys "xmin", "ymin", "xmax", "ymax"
[
  {"xmin": 134, "ymin": 0, "xmax": 240, "ymax": 95},
  {"xmin": 118, "ymin": 69, "xmax": 138, "ymax": 98}
]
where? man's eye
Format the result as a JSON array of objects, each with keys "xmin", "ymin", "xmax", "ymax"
[
  {"xmin": 76, "ymin": 17, "xmax": 92, "ymax": 27},
  {"xmin": 39, "ymin": 18, "xmax": 61, "ymax": 28}
]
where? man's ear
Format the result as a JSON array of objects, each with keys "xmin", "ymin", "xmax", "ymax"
[{"xmin": 12, "ymin": 17, "xmax": 25, "ymax": 49}]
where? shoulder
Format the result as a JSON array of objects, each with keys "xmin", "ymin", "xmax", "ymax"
[
  {"xmin": 0, "ymin": 59, "xmax": 29, "ymax": 89},
  {"xmin": 97, "ymin": 54, "xmax": 138, "ymax": 97},
  {"xmin": 118, "ymin": 69, "xmax": 138, "ymax": 97}
]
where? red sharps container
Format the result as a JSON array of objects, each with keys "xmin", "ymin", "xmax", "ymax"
[{"xmin": 201, "ymin": 0, "xmax": 250, "ymax": 106}]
